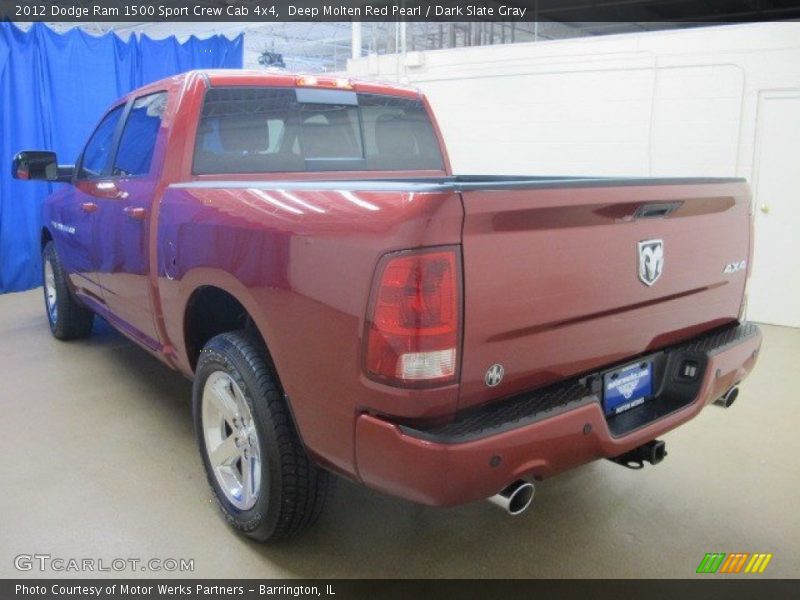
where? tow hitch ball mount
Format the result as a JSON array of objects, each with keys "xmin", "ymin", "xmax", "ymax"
[{"xmin": 609, "ymin": 439, "xmax": 667, "ymax": 470}]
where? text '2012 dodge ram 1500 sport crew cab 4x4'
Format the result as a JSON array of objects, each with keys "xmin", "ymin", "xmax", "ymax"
[{"xmin": 13, "ymin": 70, "xmax": 761, "ymax": 541}]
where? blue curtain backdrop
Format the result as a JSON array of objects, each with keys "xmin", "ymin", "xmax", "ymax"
[{"xmin": 0, "ymin": 23, "xmax": 243, "ymax": 293}]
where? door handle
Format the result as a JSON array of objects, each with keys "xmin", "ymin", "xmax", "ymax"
[
  {"xmin": 760, "ymin": 204, "xmax": 770, "ymax": 214},
  {"xmin": 80, "ymin": 202, "xmax": 98, "ymax": 213},
  {"xmin": 124, "ymin": 206, "xmax": 146, "ymax": 221}
]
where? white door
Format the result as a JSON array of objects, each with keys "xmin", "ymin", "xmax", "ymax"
[{"xmin": 747, "ymin": 91, "xmax": 800, "ymax": 328}]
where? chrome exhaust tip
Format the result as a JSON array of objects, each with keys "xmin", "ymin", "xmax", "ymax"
[
  {"xmin": 487, "ymin": 480, "xmax": 535, "ymax": 516},
  {"xmin": 714, "ymin": 386, "xmax": 739, "ymax": 408}
]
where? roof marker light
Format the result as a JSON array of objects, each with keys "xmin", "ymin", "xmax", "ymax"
[{"xmin": 295, "ymin": 75, "xmax": 354, "ymax": 90}]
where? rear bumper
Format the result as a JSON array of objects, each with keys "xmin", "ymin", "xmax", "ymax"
[{"xmin": 354, "ymin": 322, "xmax": 761, "ymax": 506}]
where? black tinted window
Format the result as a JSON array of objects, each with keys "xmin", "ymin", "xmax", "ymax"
[
  {"xmin": 78, "ymin": 106, "xmax": 123, "ymax": 179},
  {"xmin": 114, "ymin": 92, "xmax": 167, "ymax": 177},
  {"xmin": 193, "ymin": 88, "xmax": 444, "ymax": 174},
  {"xmin": 359, "ymin": 94, "xmax": 445, "ymax": 170}
]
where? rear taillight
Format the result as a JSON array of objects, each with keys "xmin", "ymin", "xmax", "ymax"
[{"xmin": 364, "ymin": 247, "xmax": 461, "ymax": 387}]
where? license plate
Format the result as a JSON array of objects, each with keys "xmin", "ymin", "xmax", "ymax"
[{"xmin": 603, "ymin": 360, "xmax": 653, "ymax": 416}]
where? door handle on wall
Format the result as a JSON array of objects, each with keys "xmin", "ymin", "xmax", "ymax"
[
  {"xmin": 80, "ymin": 202, "xmax": 98, "ymax": 213},
  {"xmin": 760, "ymin": 204, "xmax": 770, "ymax": 214},
  {"xmin": 123, "ymin": 206, "xmax": 146, "ymax": 221}
]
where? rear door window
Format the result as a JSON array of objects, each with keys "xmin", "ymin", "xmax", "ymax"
[{"xmin": 113, "ymin": 92, "xmax": 168, "ymax": 177}]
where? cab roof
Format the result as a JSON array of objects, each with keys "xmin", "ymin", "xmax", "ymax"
[{"xmin": 132, "ymin": 69, "xmax": 423, "ymax": 101}]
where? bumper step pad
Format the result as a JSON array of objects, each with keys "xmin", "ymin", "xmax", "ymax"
[{"xmin": 401, "ymin": 322, "xmax": 759, "ymax": 443}]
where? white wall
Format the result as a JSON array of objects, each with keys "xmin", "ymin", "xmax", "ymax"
[
  {"xmin": 347, "ymin": 23, "xmax": 800, "ymax": 328},
  {"xmin": 347, "ymin": 22, "xmax": 800, "ymax": 180}
]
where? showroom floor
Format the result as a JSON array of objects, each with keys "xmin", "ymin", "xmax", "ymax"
[{"xmin": 1, "ymin": 288, "xmax": 798, "ymax": 578}]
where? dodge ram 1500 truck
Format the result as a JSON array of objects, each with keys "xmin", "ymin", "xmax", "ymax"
[{"xmin": 13, "ymin": 70, "xmax": 761, "ymax": 541}]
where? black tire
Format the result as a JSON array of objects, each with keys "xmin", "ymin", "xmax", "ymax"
[
  {"xmin": 193, "ymin": 330, "xmax": 332, "ymax": 542},
  {"xmin": 42, "ymin": 241, "xmax": 94, "ymax": 340}
]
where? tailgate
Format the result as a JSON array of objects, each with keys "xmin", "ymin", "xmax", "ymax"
[{"xmin": 458, "ymin": 179, "xmax": 751, "ymax": 410}]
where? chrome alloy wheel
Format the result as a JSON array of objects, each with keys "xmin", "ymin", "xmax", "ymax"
[
  {"xmin": 44, "ymin": 258, "xmax": 58, "ymax": 324},
  {"xmin": 201, "ymin": 371, "xmax": 262, "ymax": 510}
]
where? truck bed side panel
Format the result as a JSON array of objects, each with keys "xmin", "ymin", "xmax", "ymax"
[{"xmin": 155, "ymin": 183, "xmax": 463, "ymax": 475}]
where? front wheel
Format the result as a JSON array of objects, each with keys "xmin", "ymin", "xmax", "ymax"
[
  {"xmin": 193, "ymin": 330, "xmax": 332, "ymax": 542},
  {"xmin": 42, "ymin": 241, "xmax": 94, "ymax": 340}
]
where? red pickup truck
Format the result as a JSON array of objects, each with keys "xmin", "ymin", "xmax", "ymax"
[{"xmin": 13, "ymin": 70, "xmax": 761, "ymax": 541}]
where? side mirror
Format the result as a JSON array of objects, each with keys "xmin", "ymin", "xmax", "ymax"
[{"xmin": 12, "ymin": 151, "xmax": 59, "ymax": 181}]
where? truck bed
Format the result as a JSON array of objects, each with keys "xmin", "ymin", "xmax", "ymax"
[{"xmin": 171, "ymin": 174, "xmax": 750, "ymax": 415}]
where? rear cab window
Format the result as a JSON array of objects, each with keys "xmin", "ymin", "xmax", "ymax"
[{"xmin": 193, "ymin": 87, "xmax": 445, "ymax": 174}]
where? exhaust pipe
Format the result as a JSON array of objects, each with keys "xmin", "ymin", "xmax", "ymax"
[
  {"xmin": 714, "ymin": 386, "xmax": 739, "ymax": 408},
  {"xmin": 487, "ymin": 480, "xmax": 535, "ymax": 516}
]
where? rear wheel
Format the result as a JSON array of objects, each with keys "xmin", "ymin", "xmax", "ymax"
[
  {"xmin": 42, "ymin": 241, "xmax": 94, "ymax": 340},
  {"xmin": 193, "ymin": 330, "xmax": 332, "ymax": 541}
]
